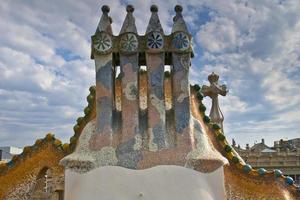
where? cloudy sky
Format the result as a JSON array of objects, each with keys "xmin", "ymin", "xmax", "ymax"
[{"xmin": 0, "ymin": 0, "xmax": 300, "ymax": 148}]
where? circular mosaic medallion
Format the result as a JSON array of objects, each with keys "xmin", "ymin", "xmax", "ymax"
[
  {"xmin": 147, "ymin": 32, "xmax": 163, "ymax": 49},
  {"xmin": 172, "ymin": 32, "xmax": 190, "ymax": 51},
  {"xmin": 120, "ymin": 33, "xmax": 138, "ymax": 52},
  {"xmin": 93, "ymin": 32, "xmax": 112, "ymax": 53}
]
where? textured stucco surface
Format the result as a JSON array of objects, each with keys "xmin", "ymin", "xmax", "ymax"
[{"xmin": 65, "ymin": 165, "xmax": 226, "ymax": 200}]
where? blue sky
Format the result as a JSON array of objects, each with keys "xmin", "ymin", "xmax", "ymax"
[{"xmin": 0, "ymin": 0, "xmax": 300, "ymax": 148}]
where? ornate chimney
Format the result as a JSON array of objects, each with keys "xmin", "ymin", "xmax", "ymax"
[
  {"xmin": 61, "ymin": 4, "xmax": 226, "ymax": 173},
  {"xmin": 90, "ymin": 4, "xmax": 193, "ymax": 154}
]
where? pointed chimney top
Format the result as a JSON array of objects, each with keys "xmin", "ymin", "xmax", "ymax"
[
  {"xmin": 120, "ymin": 5, "xmax": 137, "ymax": 34},
  {"xmin": 96, "ymin": 5, "xmax": 112, "ymax": 34},
  {"xmin": 171, "ymin": 5, "xmax": 189, "ymax": 33},
  {"xmin": 146, "ymin": 4, "xmax": 164, "ymax": 34}
]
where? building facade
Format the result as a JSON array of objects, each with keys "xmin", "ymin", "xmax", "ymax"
[
  {"xmin": 234, "ymin": 138, "xmax": 300, "ymax": 184},
  {"xmin": 0, "ymin": 146, "xmax": 22, "ymax": 162}
]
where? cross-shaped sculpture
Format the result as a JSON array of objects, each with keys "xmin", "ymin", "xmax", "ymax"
[{"xmin": 202, "ymin": 72, "xmax": 228, "ymax": 130}]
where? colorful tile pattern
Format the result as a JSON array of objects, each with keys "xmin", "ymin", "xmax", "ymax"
[
  {"xmin": 93, "ymin": 32, "xmax": 112, "ymax": 53},
  {"xmin": 172, "ymin": 32, "xmax": 190, "ymax": 51},
  {"xmin": 120, "ymin": 33, "xmax": 138, "ymax": 52},
  {"xmin": 146, "ymin": 53, "xmax": 166, "ymax": 150},
  {"xmin": 119, "ymin": 54, "xmax": 140, "ymax": 168},
  {"xmin": 90, "ymin": 53, "xmax": 113, "ymax": 150},
  {"xmin": 172, "ymin": 53, "xmax": 191, "ymax": 134},
  {"xmin": 147, "ymin": 32, "xmax": 163, "ymax": 49}
]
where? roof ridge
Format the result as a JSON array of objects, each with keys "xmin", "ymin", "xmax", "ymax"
[
  {"xmin": 0, "ymin": 86, "xmax": 96, "ymax": 175},
  {"xmin": 192, "ymin": 84, "xmax": 300, "ymax": 195},
  {"xmin": 0, "ymin": 133, "xmax": 65, "ymax": 175}
]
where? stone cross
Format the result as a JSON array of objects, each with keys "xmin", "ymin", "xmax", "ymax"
[
  {"xmin": 201, "ymin": 72, "xmax": 228, "ymax": 130},
  {"xmin": 202, "ymin": 74, "xmax": 246, "ymax": 164}
]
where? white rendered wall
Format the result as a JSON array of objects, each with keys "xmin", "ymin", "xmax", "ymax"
[{"xmin": 65, "ymin": 165, "xmax": 226, "ymax": 200}]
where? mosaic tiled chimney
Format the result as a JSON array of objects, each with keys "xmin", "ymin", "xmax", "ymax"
[
  {"xmin": 92, "ymin": 5, "xmax": 114, "ymax": 144},
  {"xmin": 146, "ymin": 5, "xmax": 167, "ymax": 150},
  {"xmin": 61, "ymin": 4, "xmax": 227, "ymax": 173},
  {"xmin": 171, "ymin": 5, "xmax": 192, "ymax": 135},
  {"xmin": 92, "ymin": 4, "xmax": 193, "ymax": 150}
]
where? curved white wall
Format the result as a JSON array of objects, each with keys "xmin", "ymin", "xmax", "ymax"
[{"xmin": 65, "ymin": 165, "xmax": 226, "ymax": 200}]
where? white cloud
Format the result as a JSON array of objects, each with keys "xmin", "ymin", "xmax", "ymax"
[
  {"xmin": 0, "ymin": 0, "xmax": 300, "ymax": 149},
  {"xmin": 0, "ymin": 47, "xmax": 55, "ymax": 92},
  {"xmin": 190, "ymin": 0, "xmax": 300, "ymax": 147},
  {"xmin": 197, "ymin": 17, "xmax": 239, "ymax": 53}
]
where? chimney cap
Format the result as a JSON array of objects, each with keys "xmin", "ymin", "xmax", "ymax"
[
  {"xmin": 101, "ymin": 5, "xmax": 110, "ymax": 13},
  {"xmin": 126, "ymin": 5, "xmax": 134, "ymax": 13},
  {"xmin": 175, "ymin": 5, "xmax": 183, "ymax": 13},
  {"xmin": 150, "ymin": 5, "xmax": 158, "ymax": 12}
]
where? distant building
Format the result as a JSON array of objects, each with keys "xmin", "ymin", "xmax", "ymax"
[
  {"xmin": 234, "ymin": 138, "xmax": 300, "ymax": 184},
  {"xmin": 0, "ymin": 146, "xmax": 23, "ymax": 162}
]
